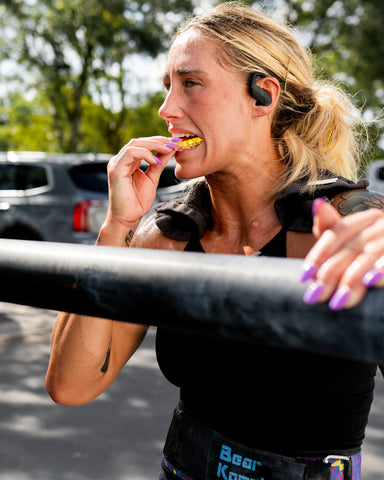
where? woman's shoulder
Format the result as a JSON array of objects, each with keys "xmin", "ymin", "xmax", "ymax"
[
  {"xmin": 131, "ymin": 212, "xmax": 188, "ymax": 251},
  {"xmin": 275, "ymin": 171, "xmax": 371, "ymax": 231}
]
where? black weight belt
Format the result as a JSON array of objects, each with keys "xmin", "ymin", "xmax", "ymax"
[{"xmin": 162, "ymin": 402, "xmax": 353, "ymax": 480}]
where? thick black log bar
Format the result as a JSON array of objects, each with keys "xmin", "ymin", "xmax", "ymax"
[{"xmin": 0, "ymin": 239, "xmax": 383, "ymax": 362}]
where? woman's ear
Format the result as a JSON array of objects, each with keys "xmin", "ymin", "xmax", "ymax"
[{"xmin": 250, "ymin": 76, "xmax": 280, "ymax": 115}]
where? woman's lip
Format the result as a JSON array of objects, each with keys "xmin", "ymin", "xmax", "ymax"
[{"xmin": 169, "ymin": 129, "xmax": 200, "ymax": 137}]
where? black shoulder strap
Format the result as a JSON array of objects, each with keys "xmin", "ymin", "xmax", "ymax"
[
  {"xmin": 155, "ymin": 180, "xmax": 212, "ymax": 241},
  {"xmin": 155, "ymin": 172, "xmax": 370, "ymax": 239},
  {"xmin": 274, "ymin": 171, "xmax": 369, "ymax": 232}
]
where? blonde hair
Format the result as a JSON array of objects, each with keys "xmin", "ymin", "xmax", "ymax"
[{"xmin": 177, "ymin": 2, "xmax": 366, "ymax": 194}]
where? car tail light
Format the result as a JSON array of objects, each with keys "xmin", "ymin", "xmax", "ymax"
[{"xmin": 73, "ymin": 200, "xmax": 108, "ymax": 234}]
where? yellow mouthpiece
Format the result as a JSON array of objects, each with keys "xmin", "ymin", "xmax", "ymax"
[{"xmin": 176, "ymin": 136, "xmax": 203, "ymax": 151}]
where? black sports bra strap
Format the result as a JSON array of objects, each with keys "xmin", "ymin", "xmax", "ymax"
[
  {"xmin": 259, "ymin": 226, "xmax": 287, "ymax": 257},
  {"xmin": 184, "ymin": 233, "xmax": 205, "ymax": 252}
]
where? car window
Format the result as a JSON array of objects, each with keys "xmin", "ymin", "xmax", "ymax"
[
  {"xmin": 139, "ymin": 163, "xmax": 180, "ymax": 189},
  {"xmin": 69, "ymin": 161, "xmax": 179, "ymax": 194},
  {"xmin": 158, "ymin": 166, "xmax": 180, "ymax": 189},
  {"xmin": 377, "ymin": 167, "xmax": 384, "ymax": 181},
  {"xmin": 0, "ymin": 164, "xmax": 48, "ymax": 190},
  {"xmin": 69, "ymin": 163, "xmax": 109, "ymax": 193}
]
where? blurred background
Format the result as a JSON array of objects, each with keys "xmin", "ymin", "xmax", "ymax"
[{"xmin": 0, "ymin": 0, "xmax": 383, "ymax": 158}]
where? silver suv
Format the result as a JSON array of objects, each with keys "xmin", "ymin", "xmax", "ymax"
[{"xmin": 0, "ymin": 151, "xmax": 182, "ymax": 243}]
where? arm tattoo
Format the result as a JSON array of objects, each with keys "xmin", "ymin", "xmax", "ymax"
[
  {"xmin": 336, "ymin": 190, "xmax": 384, "ymax": 216},
  {"xmin": 96, "ymin": 229, "xmax": 134, "ymax": 246},
  {"xmin": 124, "ymin": 229, "xmax": 134, "ymax": 247},
  {"xmin": 101, "ymin": 341, "xmax": 112, "ymax": 374}
]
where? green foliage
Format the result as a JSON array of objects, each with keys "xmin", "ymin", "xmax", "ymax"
[
  {"xmin": 0, "ymin": 0, "xmax": 382, "ymax": 159},
  {"xmin": 0, "ymin": 93, "xmax": 59, "ymax": 152},
  {"xmin": 281, "ymin": 0, "xmax": 384, "ymax": 159},
  {"xmin": 80, "ymin": 91, "xmax": 169, "ymax": 154},
  {"xmin": 0, "ymin": 90, "xmax": 169, "ymax": 154},
  {"xmin": 0, "ymin": 0, "xmax": 194, "ymax": 152}
]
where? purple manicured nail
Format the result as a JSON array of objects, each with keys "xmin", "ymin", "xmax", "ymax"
[
  {"xmin": 303, "ymin": 281, "xmax": 324, "ymax": 305},
  {"xmin": 363, "ymin": 268, "xmax": 383, "ymax": 288},
  {"xmin": 165, "ymin": 144, "xmax": 177, "ymax": 149},
  {"xmin": 171, "ymin": 137, "xmax": 182, "ymax": 142},
  {"xmin": 300, "ymin": 263, "xmax": 317, "ymax": 283},
  {"xmin": 154, "ymin": 156, "xmax": 162, "ymax": 165},
  {"xmin": 329, "ymin": 286, "xmax": 350, "ymax": 311},
  {"xmin": 312, "ymin": 198, "xmax": 326, "ymax": 217}
]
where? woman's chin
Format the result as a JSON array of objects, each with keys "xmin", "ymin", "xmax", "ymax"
[{"xmin": 174, "ymin": 162, "xmax": 203, "ymax": 181}]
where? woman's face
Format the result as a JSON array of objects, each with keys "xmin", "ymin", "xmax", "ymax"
[{"xmin": 159, "ymin": 29, "xmax": 258, "ymax": 180}]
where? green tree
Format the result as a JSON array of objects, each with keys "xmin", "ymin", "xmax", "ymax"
[
  {"xmin": 0, "ymin": 0, "xmax": 195, "ymax": 152},
  {"xmin": 0, "ymin": 88, "xmax": 169, "ymax": 154},
  {"xmin": 0, "ymin": 92, "xmax": 58, "ymax": 151},
  {"xmin": 80, "ymin": 91, "xmax": 169, "ymax": 153},
  {"xmin": 279, "ymin": 0, "xmax": 384, "ymax": 159},
  {"xmin": 2, "ymin": 0, "xmax": 381, "ymax": 159}
]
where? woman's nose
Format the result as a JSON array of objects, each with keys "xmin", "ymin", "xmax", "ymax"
[{"xmin": 158, "ymin": 89, "xmax": 182, "ymax": 122}]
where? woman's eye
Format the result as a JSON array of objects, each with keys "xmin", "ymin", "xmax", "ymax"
[
  {"xmin": 162, "ymin": 79, "xmax": 198, "ymax": 91},
  {"xmin": 185, "ymin": 79, "xmax": 198, "ymax": 88}
]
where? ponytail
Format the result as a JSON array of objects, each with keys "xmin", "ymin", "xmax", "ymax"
[{"xmin": 274, "ymin": 81, "xmax": 364, "ymax": 193}]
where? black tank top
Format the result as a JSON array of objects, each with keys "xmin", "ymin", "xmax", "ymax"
[{"xmin": 154, "ymin": 175, "xmax": 376, "ymax": 456}]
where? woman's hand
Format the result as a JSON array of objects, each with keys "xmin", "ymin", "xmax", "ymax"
[
  {"xmin": 105, "ymin": 136, "xmax": 179, "ymax": 227},
  {"xmin": 301, "ymin": 198, "xmax": 384, "ymax": 310}
]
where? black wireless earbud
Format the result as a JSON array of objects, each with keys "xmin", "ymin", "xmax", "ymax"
[{"xmin": 249, "ymin": 72, "xmax": 273, "ymax": 106}]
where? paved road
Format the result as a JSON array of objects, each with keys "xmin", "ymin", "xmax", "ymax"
[{"xmin": 0, "ymin": 302, "xmax": 383, "ymax": 479}]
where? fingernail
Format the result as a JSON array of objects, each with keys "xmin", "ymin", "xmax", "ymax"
[
  {"xmin": 300, "ymin": 263, "xmax": 317, "ymax": 283},
  {"xmin": 154, "ymin": 156, "xmax": 162, "ymax": 165},
  {"xmin": 165, "ymin": 144, "xmax": 177, "ymax": 149},
  {"xmin": 171, "ymin": 137, "xmax": 182, "ymax": 142},
  {"xmin": 363, "ymin": 268, "xmax": 383, "ymax": 288},
  {"xmin": 303, "ymin": 281, "xmax": 324, "ymax": 305},
  {"xmin": 312, "ymin": 198, "xmax": 326, "ymax": 217},
  {"xmin": 329, "ymin": 286, "xmax": 350, "ymax": 311}
]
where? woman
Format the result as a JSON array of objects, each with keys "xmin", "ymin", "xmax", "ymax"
[{"xmin": 46, "ymin": 3, "xmax": 384, "ymax": 479}]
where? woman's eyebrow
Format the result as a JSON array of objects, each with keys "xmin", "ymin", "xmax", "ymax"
[
  {"xmin": 162, "ymin": 67, "xmax": 207, "ymax": 83},
  {"xmin": 176, "ymin": 67, "xmax": 207, "ymax": 75}
]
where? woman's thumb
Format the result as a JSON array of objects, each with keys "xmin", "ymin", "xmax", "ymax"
[{"xmin": 312, "ymin": 198, "xmax": 341, "ymax": 238}]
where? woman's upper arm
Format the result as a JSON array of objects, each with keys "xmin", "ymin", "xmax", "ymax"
[
  {"xmin": 332, "ymin": 188, "xmax": 384, "ymax": 215},
  {"xmin": 131, "ymin": 213, "xmax": 187, "ymax": 250}
]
